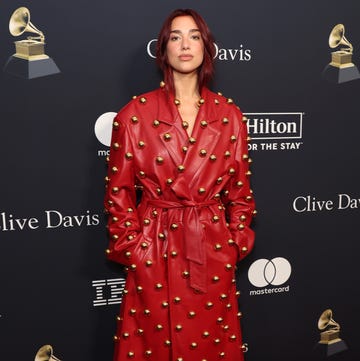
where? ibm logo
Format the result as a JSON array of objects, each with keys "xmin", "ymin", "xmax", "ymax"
[{"xmin": 92, "ymin": 278, "xmax": 126, "ymax": 307}]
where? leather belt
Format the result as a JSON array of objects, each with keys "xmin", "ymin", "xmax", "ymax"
[{"xmin": 147, "ymin": 199, "xmax": 219, "ymax": 293}]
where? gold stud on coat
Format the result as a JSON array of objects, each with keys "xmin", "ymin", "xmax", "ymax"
[
  {"xmin": 125, "ymin": 152, "xmax": 133, "ymax": 160},
  {"xmin": 163, "ymin": 133, "xmax": 172, "ymax": 141},
  {"xmin": 199, "ymin": 149, "xmax": 207, "ymax": 157},
  {"xmin": 145, "ymin": 350, "xmax": 152, "ymax": 357}
]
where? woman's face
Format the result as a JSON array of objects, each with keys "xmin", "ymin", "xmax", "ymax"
[{"xmin": 166, "ymin": 15, "xmax": 204, "ymax": 76}]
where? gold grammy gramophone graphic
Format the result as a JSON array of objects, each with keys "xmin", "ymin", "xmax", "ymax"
[
  {"xmin": 322, "ymin": 24, "xmax": 360, "ymax": 83},
  {"xmin": 34, "ymin": 344, "xmax": 62, "ymax": 361},
  {"xmin": 316, "ymin": 309, "xmax": 347, "ymax": 357},
  {"xmin": 4, "ymin": 7, "xmax": 60, "ymax": 79}
]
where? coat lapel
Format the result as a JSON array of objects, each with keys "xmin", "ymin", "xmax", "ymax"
[
  {"xmin": 157, "ymin": 90, "xmax": 187, "ymax": 167},
  {"xmin": 184, "ymin": 104, "xmax": 221, "ymax": 189},
  {"xmin": 171, "ymin": 88, "xmax": 222, "ymax": 196}
]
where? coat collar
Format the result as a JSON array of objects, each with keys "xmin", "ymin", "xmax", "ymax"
[{"xmin": 157, "ymin": 87, "xmax": 219, "ymax": 126}]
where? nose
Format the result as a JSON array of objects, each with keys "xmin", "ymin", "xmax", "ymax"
[{"xmin": 181, "ymin": 38, "xmax": 190, "ymax": 50}]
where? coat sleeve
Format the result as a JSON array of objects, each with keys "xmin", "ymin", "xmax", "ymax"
[
  {"xmin": 222, "ymin": 109, "xmax": 256, "ymax": 261},
  {"xmin": 104, "ymin": 110, "xmax": 142, "ymax": 266}
]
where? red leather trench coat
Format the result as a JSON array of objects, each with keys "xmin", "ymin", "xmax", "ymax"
[{"xmin": 104, "ymin": 85, "xmax": 256, "ymax": 361}]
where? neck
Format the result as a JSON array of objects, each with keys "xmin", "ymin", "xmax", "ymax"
[{"xmin": 173, "ymin": 71, "xmax": 200, "ymax": 100}]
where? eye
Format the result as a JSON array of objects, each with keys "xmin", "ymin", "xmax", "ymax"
[
  {"xmin": 191, "ymin": 34, "xmax": 201, "ymax": 40},
  {"xmin": 170, "ymin": 35, "xmax": 180, "ymax": 41}
]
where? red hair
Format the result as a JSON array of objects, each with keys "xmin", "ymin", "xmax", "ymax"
[{"xmin": 156, "ymin": 9, "xmax": 216, "ymax": 95}]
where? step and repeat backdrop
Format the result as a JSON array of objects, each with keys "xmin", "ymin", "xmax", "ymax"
[{"xmin": 1, "ymin": 0, "xmax": 359, "ymax": 360}]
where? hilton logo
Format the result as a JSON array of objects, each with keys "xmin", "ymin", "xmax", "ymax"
[{"xmin": 244, "ymin": 112, "xmax": 304, "ymax": 151}]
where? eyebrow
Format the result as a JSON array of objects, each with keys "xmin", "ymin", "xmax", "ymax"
[{"xmin": 170, "ymin": 29, "xmax": 200, "ymax": 34}]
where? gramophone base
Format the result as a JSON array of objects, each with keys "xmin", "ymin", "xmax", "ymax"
[
  {"xmin": 313, "ymin": 340, "xmax": 348, "ymax": 357},
  {"xmin": 3, "ymin": 55, "xmax": 60, "ymax": 79},
  {"xmin": 322, "ymin": 63, "xmax": 360, "ymax": 84}
]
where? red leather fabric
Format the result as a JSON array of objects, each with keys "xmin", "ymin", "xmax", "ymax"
[{"xmin": 104, "ymin": 86, "xmax": 255, "ymax": 361}]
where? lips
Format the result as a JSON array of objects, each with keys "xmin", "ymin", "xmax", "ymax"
[{"xmin": 179, "ymin": 54, "xmax": 193, "ymax": 61}]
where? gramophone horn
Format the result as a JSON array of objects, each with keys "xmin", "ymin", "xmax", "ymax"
[
  {"xmin": 9, "ymin": 7, "xmax": 44, "ymax": 41},
  {"xmin": 318, "ymin": 309, "xmax": 340, "ymax": 331},
  {"xmin": 329, "ymin": 24, "xmax": 353, "ymax": 52},
  {"xmin": 34, "ymin": 345, "xmax": 62, "ymax": 361}
]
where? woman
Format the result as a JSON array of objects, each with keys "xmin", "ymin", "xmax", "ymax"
[{"xmin": 104, "ymin": 8, "xmax": 256, "ymax": 361}]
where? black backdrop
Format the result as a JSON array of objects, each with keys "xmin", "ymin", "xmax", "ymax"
[{"xmin": 1, "ymin": 1, "xmax": 360, "ymax": 360}]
